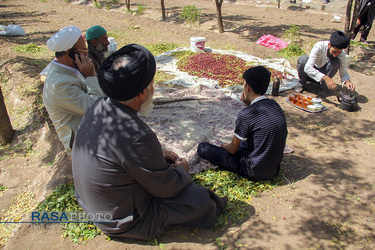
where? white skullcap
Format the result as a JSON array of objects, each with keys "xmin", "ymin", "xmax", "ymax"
[{"xmin": 47, "ymin": 25, "xmax": 82, "ymax": 52}]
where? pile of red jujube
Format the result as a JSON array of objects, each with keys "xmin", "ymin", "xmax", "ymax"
[{"xmin": 177, "ymin": 52, "xmax": 292, "ymax": 88}]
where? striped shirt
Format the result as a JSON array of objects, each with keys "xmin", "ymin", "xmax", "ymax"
[{"xmin": 234, "ymin": 98, "xmax": 288, "ymax": 180}]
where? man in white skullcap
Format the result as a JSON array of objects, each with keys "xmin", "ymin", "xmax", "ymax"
[{"xmin": 43, "ymin": 25, "xmax": 105, "ymax": 153}]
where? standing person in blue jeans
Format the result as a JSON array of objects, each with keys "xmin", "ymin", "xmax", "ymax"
[{"xmin": 197, "ymin": 66, "xmax": 288, "ymax": 181}]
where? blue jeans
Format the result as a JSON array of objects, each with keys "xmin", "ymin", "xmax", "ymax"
[{"xmin": 197, "ymin": 141, "xmax": 252, "ymax": 179}]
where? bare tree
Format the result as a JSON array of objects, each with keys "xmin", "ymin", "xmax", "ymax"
[
  {"xmin": 215, "ymin": 0, "xmax": 224, "ymax": 34},
  {"xmin": 161, "ymin": 0, "xmax": 166, "ymax": 20},
  {"xmin": 0, "ymin": 87, "xmax": 15, "ymax": 145}
]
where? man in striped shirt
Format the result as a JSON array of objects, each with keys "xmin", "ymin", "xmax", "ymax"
[{"xmin": 197, "ymin": 66, "xmax": 288, "ymax": 180}]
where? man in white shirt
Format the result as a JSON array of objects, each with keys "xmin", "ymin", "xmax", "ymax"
[
  {"xmin": 294, "ymin": 31, "xmax": 355, "ymax": 94},
  {"xmin": 43, "ymin": 26, "xmax": 105, "ymax": 153}
]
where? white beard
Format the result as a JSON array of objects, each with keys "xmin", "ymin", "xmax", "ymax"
[
  {"xmin": 138, "ymin": 89, "xmax": 154, "ymax": 116},
  {"xmin": 96, "ymin": 42, "xmax": 108, "ymax": 53}
]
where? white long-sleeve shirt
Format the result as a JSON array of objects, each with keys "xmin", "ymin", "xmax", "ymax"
[{"xmin": 304, "ymin": 41, "xmax": 351, "ymax": 85}]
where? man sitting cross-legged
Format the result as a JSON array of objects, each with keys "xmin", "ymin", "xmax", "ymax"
[{"xmin": 72, "ymin": 44, "xmax": 227, "ymax": 240}]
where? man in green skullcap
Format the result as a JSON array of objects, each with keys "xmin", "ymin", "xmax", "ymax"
[{"xmin": 86, "ymin": 25, "xmax": 110, "ymax": 73}]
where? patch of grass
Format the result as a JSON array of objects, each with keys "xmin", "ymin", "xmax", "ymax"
[
  {"xmin": 93, "ymin": 1, "xmax": 102, "ymax": 9},
  {"xmin": 105, "ymin": 1, "xmax": 111, "ymax": 10},
  {"xmin": 277, "ymin": 25, "xmax": 305, "ymax": 59},
  {"xmin": 136, "ymin": 4, "xmax": 146, "ymax": 15},
  {"xmin": 350, "ymin": 40, "xmax": 374, "ymax": 50},
  {"xmin": 106, "ymin": 31, "xmax": 123, "ymax": 40},
  {"xmin": 145, "ymin": 43, "xmax": 180, "ymax": 55},
  {"xmin": 192, "ymin": 169, "xmax": 285, "ymax": 230},
  {"xmin": 37, "ymin": 182, "xmax": 101, "ymax": 244},
  {"xmin": 0, "ymin": 184, "xmax": 8, "ymax": 192},
  {"xmin": 277, "ymin": 44, "xmax": 305, "ymax": 59},
  {"xmin": 13, "ymin": 44, "xmax": 46, "ymax": 54},
  {"xmin": 180, "ymin": 5, "xmax": 201, "ymax": 26}
]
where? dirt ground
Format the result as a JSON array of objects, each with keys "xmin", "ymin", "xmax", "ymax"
[{"xmin": 1, "ymin": 0, "xmax": 375, "ymax": 249}]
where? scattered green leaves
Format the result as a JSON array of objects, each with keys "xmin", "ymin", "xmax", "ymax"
[
  {"xmin": 170, "ymin": 50, "xmax": 195, "ymax": 61},
  {"xmin": 38, "ymin": 182, "xmax": 101, "ymax": 244},
  {"xmin": 278, "ymin": 44, "xmax": 305, "ymax": 59},
  {"xmin": 13, "ymin": 44, "xmax": 46, "ymax": 54},
  {"xmin": 192, "ymin": 169, "xmax": 285, "ymax": 230},
  {"xmin": 145, "ymin": 43, "xmax": 180, "ymax": 55},
  {"xmin": 154, "ymin": 71, "xmax": 175, "ymax": 85},
  {"xmin": 0, "ymin": 191, "xmax": 37, "ymax": 248}
]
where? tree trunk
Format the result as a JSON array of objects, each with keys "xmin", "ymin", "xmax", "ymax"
[
  {"xmin": 345, "ymin": 0, "xmax": 353, "ymax": 36},
  {"xmin": 125, "ymin": 0, "xmax": 131, "ymax": 10},
  {"xmin": 346, "ymin": 0, "xmax": 361, "ymax": 54},
  {"xmin": 215, "ymin": 0, "xmax": 224, "ymax": 34},
  {"xmin": 0, "ymin": 87, "xmax": 15, "ymax": 145},
  {"xmin": 161, "ymin": 0, "xmax": 166, "ymax": 20},
  {"xmin": 350, "ymin": 0, "xmax": 360, "ymax": 32}
]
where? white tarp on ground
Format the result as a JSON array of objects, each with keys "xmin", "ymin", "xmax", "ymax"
[{"xmin": 155, "ymin": 47, "xmax": 299, "ymax": 102}]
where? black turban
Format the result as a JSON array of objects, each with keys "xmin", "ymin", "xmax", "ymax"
[
  {"xmin": 98, "ymin": 44, "xmax": 156, "ymax": 101},
  {"xmin": 330, "ymin": 31, "xmax": 350, "ymax": 49}
]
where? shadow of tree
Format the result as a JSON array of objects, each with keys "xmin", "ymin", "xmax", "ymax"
[
  {"xmin": 108, "ymin": 203, "xmax": 256, "ymax": 246},
  {"xmin": 349, "ymin": 48, "xmax": 375, "ymax": 76},
  {"xmin": 289, "ymin": 156, "xmax": 375, "ymax": 246}
]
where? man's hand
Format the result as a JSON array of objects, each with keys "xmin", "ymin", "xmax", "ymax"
[
  {"xmin": 344, "ymin": 80, "xmax": 355, "ymax": 91},
  {"xmin": 163, "ymin": 149, "xmax": 179, "ymax": 165},
  {"xmin": 174, "ymin": 158, "xmax": 189, "ymax": 173},
  {"xmin": 240, "ymin": 92, "xmax": 250, "ymax": 106},
  {"xmin": 322, "ymin": 75, "xmax": 337, "ymax": 90},
  {"xmin": 75, "ymin": 53, "xmax": 96, "ymax": 78}
]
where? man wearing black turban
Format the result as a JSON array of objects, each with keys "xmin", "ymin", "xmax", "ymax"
[
  {"xmin": 294, "ymin": 31, "xmax": 355, "ymax": 95},
  {"xmin": 72, "ymin": 44, "xmax": 227, "ymax": 240}
]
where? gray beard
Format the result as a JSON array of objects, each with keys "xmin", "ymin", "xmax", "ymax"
[
  {"xmin": 139, "ymin": 90, "xmax": 154, "ymax": 116},
  {"xmin": 96, "ymin": 42, "xmax": 108, "ymax": 53}
]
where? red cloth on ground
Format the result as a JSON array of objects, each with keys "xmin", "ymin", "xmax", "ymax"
[{"xmin": 256, "ymin": 34, "xmax": 288, "ymax": 50}]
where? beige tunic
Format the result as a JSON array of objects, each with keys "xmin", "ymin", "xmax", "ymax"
[{"xmin": 43, "ymin": 62, "xmax": 105, "ymax": 152}]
